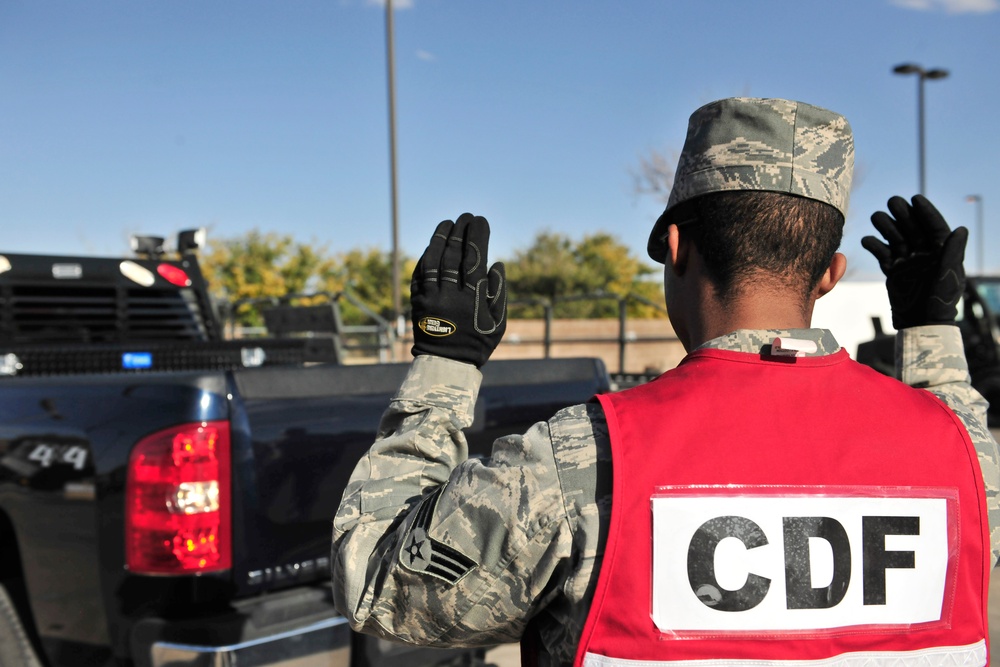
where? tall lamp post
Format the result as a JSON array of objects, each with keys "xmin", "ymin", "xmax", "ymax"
[
  {"xmin": 386, "ymin": 0, "xmax": 404, "ymax": 346},
  {"xmin": 967, "ymin": 194, "xmax": 984, "ymax": 274},
  {"xmin": 892, "ymin": 63, "xmax": 949, "ymax": 196}
]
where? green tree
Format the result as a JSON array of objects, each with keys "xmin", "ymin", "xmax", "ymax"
[
  {"xmin": 505, "ymin": 231, "xmax": 665, "ymax": 319},
  {"xmin": 199, "ymin": 230, "xmax": 413, "ymax": 328},
  {"xmin": 316, "ymin": 248, "xmax": 416, "ymax": 325},
  {"xmin": 200, "ymin": 227, "xmax": 661, "ymax": 328},
  {"xmin": 200, "ymin": 230, "xmax": 334, "ymax": 327}
]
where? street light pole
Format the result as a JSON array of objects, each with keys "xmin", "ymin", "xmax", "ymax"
[
  {"xmin": 967, "ymin": 194, "xmax": 984, "ymax": 274},
  {"xmin": 386, "ymin": 0, "xmax": 402, "ymax": 342},
  {"xmin": 893, "ymin": 63, "xmax": 949, "ymax": 196}
]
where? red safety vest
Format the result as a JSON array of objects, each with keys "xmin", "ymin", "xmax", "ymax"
[{"xmin": 575, "ymin": 347, "xmax": 990, "ymax": 667}]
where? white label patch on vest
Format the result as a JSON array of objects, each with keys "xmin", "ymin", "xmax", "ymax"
[{"xmin": 651, "ymin": 487, "xmax": 955, "ymax": 636}]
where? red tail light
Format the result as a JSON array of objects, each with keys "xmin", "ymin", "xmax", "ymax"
[
  {"xmin": 125, "ymin": 421, "xmax": 231, "ymax": 574},
  {"xmin": 156, "ymin": 263, "xmax": 192, "ymax": 287}
]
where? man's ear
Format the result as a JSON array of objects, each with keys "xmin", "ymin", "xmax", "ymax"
[
  {"xmin": 815, "ymin": 252, "xmax": 847, "ymax": 299},
  {"xmin": 667, "ymin": 224, "xmax": 689, "ymax": 277}
]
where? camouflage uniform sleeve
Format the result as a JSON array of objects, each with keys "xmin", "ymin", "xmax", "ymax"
[
  {"xmin": 897, "ymin": 324, "xmax": 1000, "ymax": 565},
  {"xmin": 331, "ymin": 354, "xmax": 584, "ymax": 648}
]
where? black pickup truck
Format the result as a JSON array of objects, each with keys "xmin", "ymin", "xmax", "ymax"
[
  {"xmin": 0, "ymin": 245, "xmax": 610, "ymax": 667},
  {"xmin": 857, "ymin": 276, "xmax": 1000, "ymax": 427}
]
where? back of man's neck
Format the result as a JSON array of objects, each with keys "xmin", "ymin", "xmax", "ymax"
[{"xmin": 687, "ymin": 284, "xmax": 814, "ymax": 349}]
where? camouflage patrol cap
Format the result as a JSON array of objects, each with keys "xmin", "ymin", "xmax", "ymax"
[{"xmin": 647, "ymin": 97, "xmax": 854, "ymax": 262}]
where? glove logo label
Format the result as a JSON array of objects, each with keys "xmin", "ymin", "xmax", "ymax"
[{"xmin": 418, "ymin": 317, "xmax": 456, "ymax": 337}]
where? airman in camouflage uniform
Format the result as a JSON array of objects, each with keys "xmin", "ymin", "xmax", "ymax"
[{"xmin": 332, "ymin": 98, "xmax": 1000, "ymax": 667}]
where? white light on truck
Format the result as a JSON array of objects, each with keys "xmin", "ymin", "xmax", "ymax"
[
  {"xmin": 0, "ymin": 353, "xmax": 22, "ymax": 376},
  {"xmin": 0, "ymin": 255, "xmax": 10, "ymax": 275},
  {"xmin": 120, "ymin": 261, "xmax": 156, "ymax": 287},
  {"xmin": 53, "ymin": 263, "xmax": 83, "ymax": 279},
  {"xmin": 169, "ymin": 481, "xmax": 221, "ymax": 515}
]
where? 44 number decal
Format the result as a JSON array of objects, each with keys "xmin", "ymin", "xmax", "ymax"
[{"xmin": 27, "ymin": 443, "xmax": 89, "ymax": 471}]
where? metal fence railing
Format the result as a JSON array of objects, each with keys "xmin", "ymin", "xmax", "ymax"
[
  {"xmin": 505, "ymin": 292, "xmax": 673, "ymax": 376},
  {"xmin": 224, "ymin": 290, "xmax": 679, "ymax": 376},
  {"xmin": 224, "ymin": 290, "xmax": 398, "ymax": 363}
]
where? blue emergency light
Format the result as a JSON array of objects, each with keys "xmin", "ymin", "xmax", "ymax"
[{"xmin": 122, "ymin": 352, "xmax": 153, "ymax": 369}]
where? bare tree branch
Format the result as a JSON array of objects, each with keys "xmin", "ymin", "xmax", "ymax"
[{"xmin": 630, "ymin": 148, "xmax": 677, "ymax": 204}]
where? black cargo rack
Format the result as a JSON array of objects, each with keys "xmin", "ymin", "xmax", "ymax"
[
  {"xmin": 0, "ymin": 338, "xmax": 338, "ymax": 378},
  {"xmin": 0, "ymin": 252, "xmax": 221, "ymax": 345}
]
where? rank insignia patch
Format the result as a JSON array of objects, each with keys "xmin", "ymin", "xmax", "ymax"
[{"xmin": 399, "ymin": 490, "xmax": 477, "ymax": 585}]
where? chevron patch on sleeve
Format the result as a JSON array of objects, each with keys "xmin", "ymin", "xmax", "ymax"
[{"xmin": 399, "ymin": 490, "xmax": 478, "ymax": 585}]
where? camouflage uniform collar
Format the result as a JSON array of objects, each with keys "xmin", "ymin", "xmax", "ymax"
[{"xmin": 696, "ymin": 329, "xmax": 841, "ymax": 357}]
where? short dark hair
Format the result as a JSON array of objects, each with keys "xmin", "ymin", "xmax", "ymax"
[{"xmin": 672, "ymin": 190, "xmax": 845, "ymax": 304}]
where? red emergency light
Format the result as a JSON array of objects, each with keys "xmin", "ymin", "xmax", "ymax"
[{"xmin": 156, "ymin": 263, "xmax": 192, "ymax": 287}]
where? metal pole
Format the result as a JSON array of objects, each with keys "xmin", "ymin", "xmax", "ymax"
[
  {"xmin": 917, "ymin": 75, "xmax": 926, "ymax": 196},
  {"xmin": 617, "ymin": 297, "xmax": 627, "ymax": 375},
  {"xmin": 386, "ymin": 0, "xmax": 402, "ymax": 340},
  {"xmin": 968, "ymin": 195, "xmax": 984, "ymax": 274},
  {"xmin": 978, "ymin": 197, "xmax": 985, "ymax": 274},
  {"xmin": 893, "ymin": 64, "xmax": 948, "ymax": 197},
  {"xmin": 543, "ymin": 303, "xmax": 552, "ymax": 359}
]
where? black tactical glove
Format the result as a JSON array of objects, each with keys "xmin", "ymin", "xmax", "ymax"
[
  {"xmin": 861, "ymin": 195, "xmax": 968, "ymax": 329},
  {"xmin": 410, "ymin": 213, "xmax": 507, "ymax": 368}
]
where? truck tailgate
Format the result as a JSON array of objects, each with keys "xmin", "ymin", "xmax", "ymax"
[{"xmin": 229, "ymin": 357, "xmax": 610, "ymax": 598}]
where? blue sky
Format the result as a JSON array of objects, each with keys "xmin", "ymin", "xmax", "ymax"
[{"xmin": 2, "ymin": 0, "xmax": 998, "ymax": 280}]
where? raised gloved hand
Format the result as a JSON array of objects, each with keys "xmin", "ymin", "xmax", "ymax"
[
  {"xmin": 410, "ymin": 213, "xmax": 507, "ymax": 368},
  {"xmin": 861, "ymin": 194, "xmax": 968, "ymax": 329}
]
